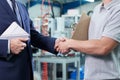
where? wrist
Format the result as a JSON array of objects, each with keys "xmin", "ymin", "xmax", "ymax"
[{"xmin": 67, "ymin": 39, "xmax": 73, "ymax": 49}]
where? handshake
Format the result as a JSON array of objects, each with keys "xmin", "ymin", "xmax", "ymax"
[
  {"xmin": 55, "ymin": 37, "xmax": 73, "ymax": 55},
  {"xmin": 10, "ymin": 37, "xmax": 74, "ymax": 55}
]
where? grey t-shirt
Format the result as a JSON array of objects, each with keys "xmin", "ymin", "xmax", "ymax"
[{"xmin": 84, "ymin": 1, "xmax": 120, "ymax": 80}]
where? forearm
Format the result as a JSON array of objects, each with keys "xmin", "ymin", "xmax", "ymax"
[
  {"xmin": 68, "ymin": 38, "xmax": 117, "ymax": 56},
  {"xmin": 31, "ymin": 30, "xmax": 57, "ymax": 54}
]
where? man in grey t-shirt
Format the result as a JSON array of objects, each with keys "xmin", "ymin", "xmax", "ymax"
[{"xmin": 55, "ymin": 0, "xmax": 120, "ymax": 79}]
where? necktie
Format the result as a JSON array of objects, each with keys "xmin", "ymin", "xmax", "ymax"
[
  {"xmin": 11, "ymin": 0, "xmax": 16, "ymax": 15},
  {"xmin": 10, "ymin": 0, "xmax": 22, "ymax": 27}
]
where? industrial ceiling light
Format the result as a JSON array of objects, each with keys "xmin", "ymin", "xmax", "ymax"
[{"xmin": 85, "ymin": 0, "xmax": 94, "ymax": 2}]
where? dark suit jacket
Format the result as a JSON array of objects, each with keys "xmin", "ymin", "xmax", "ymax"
[{"xmin": 0, "ymin": 0, "xmax": 57, "ymax": 80}]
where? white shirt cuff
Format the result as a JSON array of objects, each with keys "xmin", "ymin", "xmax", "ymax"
[{"xmin": 8, "ymin": 40, "xmax": 10, "ymax": 54}]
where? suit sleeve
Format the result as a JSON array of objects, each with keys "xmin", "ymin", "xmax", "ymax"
[
  {"xmin": 30, "ymin": 20, "xmax": 58, "ymax": 55},
  {"xmin": 0, "ymin": 39, "xmax": 8, "ymax": 58},
  {"xmin": 20, "ymin": 4, "xmax": 58, "ymax": 55}
]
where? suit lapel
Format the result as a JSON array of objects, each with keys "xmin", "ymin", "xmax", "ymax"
[
  {"xmin": 0, "ymin": 0, "xmax": 17, "ymax": 20},
  {"xmin": 17, "ymin": 2, "xmax": 27, "ymax": 30},
  {"xmin": 17, "ymin": 2, "xmax": 32, "ymax": 59}
]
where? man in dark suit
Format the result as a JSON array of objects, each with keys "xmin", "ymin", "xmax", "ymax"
[{"xmin": 0, "ymin": 0, "xmax": 62, "ymax": 80}]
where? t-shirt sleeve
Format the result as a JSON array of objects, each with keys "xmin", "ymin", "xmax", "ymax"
[{"xmin": 102, "ymin": 11, "xmax": 120, "ymax": 43}]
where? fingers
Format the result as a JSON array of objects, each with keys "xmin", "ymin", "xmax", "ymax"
[
  {"xmin": 57, "ymin": 37, "xmax": 67, "ymax": 42},
  {"xmin": 54, "ymin": 37, "xmax": 67, "ymax": 49},
  {"xmin": 13, "ymin": 46, "xmax": 24, "ymax": 54},
  {"xmin": 55, "ymin": 40, "xmax": 70, "ymax": 54},
  {"xmin": 19, "ymin": 38, "xmax": 29, "ymax": 42},
  {"xmin": 16, "ymin": 42, "xmax": 26, "ymax": 54},
  {"xmin": 59, "ymin": 50, "xmax": 69, "ymax": 54},
  {"xmin": 10, "ymin": 38, "xmax": 29, "ymax": 55},
  {"xmin": 20, "ymin": 42, "xmax": 27, "ymax": 48},
  {"xmin": 57, "ymin": 47, "xmax": 69, "ymax": 54}
]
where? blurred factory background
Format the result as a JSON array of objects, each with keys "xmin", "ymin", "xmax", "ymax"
[{"xmin": 16, "ymin": 0, "xmax": 101, "ymax": 80}]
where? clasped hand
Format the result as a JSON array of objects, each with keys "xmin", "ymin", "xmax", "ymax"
[
  {"xmin": 10, "ymin": 38, "xmax": 29, "ymax": 54},
  {"xmin": 55, "ymin": 37, "xmax": 71, "ymax": 54},
  {"xmin": 10, "ymin": 37, "xmax": 70, "ymax": 55}
]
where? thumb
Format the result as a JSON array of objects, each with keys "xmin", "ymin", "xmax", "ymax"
[{"xmin": 19, "ymin": 38, "xmax": 29, "ymax": 42}]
